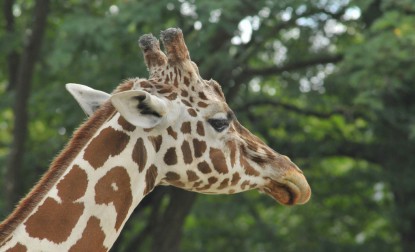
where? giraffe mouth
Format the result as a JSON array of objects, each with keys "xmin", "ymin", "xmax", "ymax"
[{"xmin": 261, "ymin": 178, "xmax": 311, "ymax": 205}]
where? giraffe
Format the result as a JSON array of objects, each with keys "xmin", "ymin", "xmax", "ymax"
[{"xmin": 0, "ymin": 28, "xmax": 311, "ymax": 251}]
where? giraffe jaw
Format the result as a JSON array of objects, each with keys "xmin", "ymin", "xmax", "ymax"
[{"xmin": 261, "ymin": 177, "xmax": 311, "ymax": 205}]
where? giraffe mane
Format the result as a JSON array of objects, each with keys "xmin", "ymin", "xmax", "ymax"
[{"xmin": 0, "ymin": 80, "xmax": 134, "ymax": 245}]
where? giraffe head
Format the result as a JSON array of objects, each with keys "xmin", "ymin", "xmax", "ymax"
[{"xmin": 68, "ymin": 28, "xmax": 311, "ymax": 205}]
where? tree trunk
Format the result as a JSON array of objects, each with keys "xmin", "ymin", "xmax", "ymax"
[
  {"xmin": 400, "ymin": 215, "xmax": 415, "ymax": 252},
  {"xmin": 390, "ymin": 168, "xmax": 415, "ymax": 252},
  {"xmin": 150, "ymin": 188, "xmax": 197, "ymax": 252},
  {"xmin": 4, "ymin": 0, "xmax": 50, "ymax": 212},
  {"xmin": 4, "ymin": 0, "xmax": 20, "ymax": 91}
]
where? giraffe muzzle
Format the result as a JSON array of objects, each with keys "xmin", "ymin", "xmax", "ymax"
[{"xmin": 261, "ymin": 172, "xmax": 311, "ymax": 205}]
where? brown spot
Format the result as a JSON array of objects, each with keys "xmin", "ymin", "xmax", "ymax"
[
  {"xmin": 84, "ymin": 127, "xmax": 130, "ymax": 169},
  {"xmin": 181, "ymin": 122, "xmax": 191, "ymax": 134},
  {"xmin": 251, "ymin": 154, "xmax": 267, "ymax": 165},
  {"xmin": 231, "ymin": 173, "xmax": 241, "ymax": 186},
  {"xmin": 158, "ymin": 88, "xmax": 172, "ymax": 94},
  {"xmin": 149, "ymin": 135, "xmax": 163, "ymax": 153},
  {"xmin": 95, "ymin": 166, "xmax": 132, "ymax": 231},
  {"xmin": 186, "ymin": 170, "xmax": 199, "ymax": 182},
  {"xmin": 197, "ymin": 161, "xmax": 211, "ymax": 174},
  {"xmin": 181, "ymin": 140, "xmax": 193, "ymax": 164},
  {"xmin": 198, "ymin": 92, "xmax": 208, "ymax": 100},
  {"xmin": 240, "ymin": 156, "xmax": 260, "ymax": 176},
  {"xmin": 173, "ymin": 74, "xmax": 179, "ymax": 87},
  {"xmin": 209, "ymin": 148, "xmax": 229, "ymax": 174},
  {"xmin": 197, "ymin": 101, "xmax": 208, "ymax": 108},
  {"xmin": 196, "ymin": 121, "xmax": 205, "ymax": 136},
  {"xmin": 164, "ymin": 74, "xmax": 170, "ymax": 83},
  {"xmin": 6, "ymin": 243, "xmax": 27, "ymax": 252},
  {"xmin": 170, "ymin": 181, "xmax": 186, "ymax": 187},
  {"xmin": 193, "ymin": 139, "xmax": 207, "ymax": 158},
  {"xmin": 167, "ymin": 127, "xmax": 177, "ymax": 140},
  {"xmin": 132, "ymin": 138, "xmax": 147, "ymax": 172},
  {"xmin": 183, "ymin": 76, "xmax": 190, "ymax": 86},
  {"xmin": 144, "ymin": 165, "xmax": 158, "ymax": 195},
  {"xmin": 144, "ymin": 127, "xmax": 154, "ymax": 132},
  {"xmin": 57, "ymin": 165, "xmax": 88, "ymax": 202},
  {"xmin": 181, "ymin": 89, "xmax": 189, "ymax": 97},
  {"xmin": 165, "ymin": 171, "xmax": 180, "ymax": 181},
  {"xmin": 193, "ymin": 181, "xmax": 203, "ymax": 187},
  {"xmin": 164, "ymin": 147, "xmax": 178, "ymax": 165},
  {"xmin": 25, "ymin": 198, "xmax": 84, "ymax": 243},
  {"xmin": 139, "ymin": 80, "xmax": 152, "ymax": 88},
  {"xmin": 229, "ymin": 189, "xmax": 235, "ymax": 194},
  {"xmin": 177, "ymin": 68, "xmax": 182, "ymax": 78},
  {"xmin": 217, "ymin": 178, "xmax": 229, "ymax": 190},
  {"xmin": 69, "ymin": 217, "xmax": 107, "ymax": 252},
  {"xmin": 241, "ymin": 180, "xmax": 250, "ymax": 190},
  {"xmin": 187, "ymin": 108, "xmax": 197, "ymax": 117},
  {"xmin": 118, "ymin": 116, "xmax": 135, "ymax": 132},
  {"xmin": 166, "ymin": 92, "xmax": 178, "ymax": 100},
  {"xmin": 196, "ymin": 184, "xmax": 211, "ymax": 191},
  {"xmin": 182, "ymin": 99, "xmax": 192, "ymax": 107},
  {"xmin": 208, "ymin": 177, "xmax": 218, "ymax": 184},
  {"xmin": 158, "ymin": 85, "xmax": 173, "ymax": 94},
  {"xmin": 227, "ymin": 141, "xmax": 237, "ymax": 167}
]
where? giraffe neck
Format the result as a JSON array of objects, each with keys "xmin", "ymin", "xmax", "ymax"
[{"xmin": 0, "ymin": 83, "xmax": 157, "ymax": 251}]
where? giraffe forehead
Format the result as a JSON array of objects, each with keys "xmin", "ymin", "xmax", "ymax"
[{"xmin": 133, "ymin": 76, "xmax": 225, "ymax": 104}]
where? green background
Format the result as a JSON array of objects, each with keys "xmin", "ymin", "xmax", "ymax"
[{"xmin": 1, "ymin": 0, "xmax": 414, "ymax": 251}]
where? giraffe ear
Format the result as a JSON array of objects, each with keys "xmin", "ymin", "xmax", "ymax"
[
  {"xmin": 110, "ymin": 90, "xmax": 168, "ymax": 128},
  {"xmin": 66, "ymin": 83, "xmax": 110, "ymax": 116}
]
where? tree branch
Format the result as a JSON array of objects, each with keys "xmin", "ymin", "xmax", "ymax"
[
  {"xmin": 234, "ymin": 98, "xmax": 363, "ymax": 120},
  {"xmin": 225, "ymin": 52, "xmax": 343, "ymax": 102},
  {"xmin": 244, "ymin": 54, "xmax": 343, "ymax": 77}
]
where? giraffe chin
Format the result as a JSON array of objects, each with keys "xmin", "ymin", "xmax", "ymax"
[{"xmin": 261, "ymin": 179, "xmax": 309, "ymax": 206}]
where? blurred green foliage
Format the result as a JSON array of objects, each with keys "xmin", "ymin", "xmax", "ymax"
[{"xmin": 1, "ymin": 0, "xmax": 415, "ymax": 251}]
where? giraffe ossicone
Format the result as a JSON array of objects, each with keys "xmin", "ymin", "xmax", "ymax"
[{"xmin": 0, "ymin": 27, "xmax": 311, "ymax": 251}]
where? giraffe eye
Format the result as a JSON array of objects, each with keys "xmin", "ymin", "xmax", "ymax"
[{"xmin": 208, "ymin": 118, "xmax": 230, "ymax": 132}]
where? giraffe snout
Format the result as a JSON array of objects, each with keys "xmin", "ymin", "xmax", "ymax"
[
  {"xmin": 261, "ymin": 156, "xmax": 311, "ymax": 205},
  {"xmin": 282, "ymin": 171, "xmax": 311, "ymax": 205}
]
